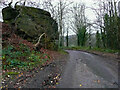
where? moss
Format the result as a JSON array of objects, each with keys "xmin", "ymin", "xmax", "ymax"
[
  {"xmin": 2, "ymin": 6, "xmax": 19, "ymax": 23},
  {"xmin": 2, "ymin": 5, "xmax": 59, "ymax": 50},
  {"xmin": 6, "ymin": 72, "xmax": 19, "ymax": 75}
]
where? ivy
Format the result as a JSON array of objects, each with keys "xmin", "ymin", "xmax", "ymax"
[{"xmin": 2, "ymin": 44, "xmax": 50, "ymax": 70}]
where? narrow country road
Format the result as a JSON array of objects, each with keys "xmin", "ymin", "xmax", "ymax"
[{"xmin": 57, "ymin": 50, "xmax": 118, "ymax": 88}]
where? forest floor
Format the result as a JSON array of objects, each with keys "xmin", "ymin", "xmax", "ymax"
[
  {"xmin": 2, "ymin": 23, "xmax": 69, "ymax": 88},
  {"xmin": 2, "ymin": 49, "xmax": 69, "ymax": 88},
  {"xmin": 22, "ymin": 51, "xmax": 69, "ymax": 88}
]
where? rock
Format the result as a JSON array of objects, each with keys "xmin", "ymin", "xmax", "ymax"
[
  {"xmin": 2, "ymin": 5, "xmax": 59, "ymax": 50},
  {"xmin": 2, "ymin": 6, "xmax": 19, "ymax": 22}
]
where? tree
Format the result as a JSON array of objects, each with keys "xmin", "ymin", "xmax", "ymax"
[
  {"xmin": 96, "ymin": 31, "xmax": 101, "ymax": 48},
  {"xmin": 66, "ymin": 27, "xmax": 69, "ymax": 47},
  {"xmin": 90, "ymin": 0, "xmax": 120, "ymax": 50},
  {"xmin": 88, "ymin": 25, "xmax": 92, "ymax": 48},
  {"xmin": 41, "ymin": 0, "xmax": 72, "ymax": 47},
  {"xmin": 70, "ymin": 3, "xmax": 87, "ymax": 46},
  {"xmin": 57, "ymin": 0, "xmax": 73, "ymax": 47},
  {"xmin": 118, "ymin": 1, "xmax": 120, "ymax": 16},
  {"xmin": 118, "ymin": 1, "xmax": 120, "ymax": 57}
]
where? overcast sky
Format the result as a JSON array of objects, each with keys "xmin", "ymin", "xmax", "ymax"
[
  {"xmin": 1, "ymin": 0, "xmax": 119, "ymax": 35},
  {"xmin": 0, "ymin": 0, "xmax": 99, "ymax": 35},
  {"xmin": 0, "ymin": 0, "xmax": 97, "ymax": 22}
]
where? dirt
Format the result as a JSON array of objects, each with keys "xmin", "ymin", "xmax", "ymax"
[
  {"xmin": 2, "ymin": 51, "xmax": 69, "ymax": 88},
  {"xmin": 22, "ymin": 52, "xmax": 69, "ymax": 88}
]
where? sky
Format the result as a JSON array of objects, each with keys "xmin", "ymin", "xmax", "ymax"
[
  {"xmin": 0, "ymin": 0, "xmax": 96, "ymax": 22},
  {"xmin": 0, "ymin": 0, "xmax": 101, "ymax": 35}
]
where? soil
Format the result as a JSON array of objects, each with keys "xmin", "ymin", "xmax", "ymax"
[{"xmin": 2, "ymin": 51, "xmax": 69, "ymax": 88}]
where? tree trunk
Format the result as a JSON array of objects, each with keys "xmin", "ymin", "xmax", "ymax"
[
  {"xmin": 77, "ymin": 34, "xmax": 80, "ymax": 46},
  {"xmin": 118, "ymin": 1, "xmax": 120, "ymax": 17},
  {"xmin": 66, "ymin": 30, "xmax": 69, "ymax": 47}
]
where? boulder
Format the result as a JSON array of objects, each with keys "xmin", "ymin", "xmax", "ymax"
[{"xmin": 2, "ymin": 5, "xmax": 59, "ymax": 50}]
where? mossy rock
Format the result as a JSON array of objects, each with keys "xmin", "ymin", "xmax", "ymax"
[
  {"xmin": 2, "ymin": 6, "xmax": 19, "ymax": 23},
  {"xmin": 2, "ymin": 5, "xmax": 59, "ymax": 49}
]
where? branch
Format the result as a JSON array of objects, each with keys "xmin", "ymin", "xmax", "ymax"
[{"xmin": 34, "ymin": 33, "xmax": 46, "ymax": 47}]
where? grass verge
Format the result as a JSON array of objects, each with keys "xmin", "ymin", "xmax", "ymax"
[
  {"xmin": 63, "ymin": 46, "xmax": 119, "ymax": 54},
  {"xmin": 58, "ymin": 48, "xmax": 68, "ymax": 54}
]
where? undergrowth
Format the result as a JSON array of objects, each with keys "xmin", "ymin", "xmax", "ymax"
[{"xmin": 2, "ymin": 44, "xmax": 50, "ymax": 70}]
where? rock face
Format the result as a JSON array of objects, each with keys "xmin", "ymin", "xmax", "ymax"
[
  {"xmin": 2, "ymin": 5, "xmax": 59, "ymax": 50},
  {"xmin": 2, "ymin": 6, "xmax": 19, "ymax": 22}
]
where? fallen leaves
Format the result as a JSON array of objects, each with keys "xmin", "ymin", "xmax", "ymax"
[
  {"xmin": 2, "ymin": 48, "xmax": 65, "ymax": 88},
  {"xmin": 40, "ymin": 68, "xmax": 43, "ymax": 70},
  {"xmin": 56, "ymin": 82, "xmax": 59, "ymax": 85},
  {"xmin": 80, "ymin": 84, "xmax": 82, "ymax": 87},
  {"xmin": 18, "ymin": 73, "xmax": 23, "ymax": 78},
  {"xmin": 97, "ymin": 80, "xmax": 100, "ymax": 83},
  {"xmin": 55, "ymin": 74, "xmax": 60, "ymax": 79},
  {"xmin": 93, "ymin": 80, "xmax": 100, "ymax": 84},
  {"xmin": 41, "ymin": 73, "xmax": 61, "ymax": 88},
  {"xmin": 1, "ymin": 86, "xmax": 3, "ymax": 89},
  {"xmin": 7, "ymin": 75, "xmax": 10, "ymax": 78}
]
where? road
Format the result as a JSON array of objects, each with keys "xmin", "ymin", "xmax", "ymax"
[{"xmin": 57, "ymin": 50, "xmax": 118, "ymax": 88}]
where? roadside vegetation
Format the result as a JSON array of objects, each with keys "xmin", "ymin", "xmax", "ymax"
[
  {"xmin": 63, "ymin": 46, "xmax": 119, "ymax": 54},
  {"xmin": 2, "ymin": 44, "xmax": 51, "ymax": 78},
  {"xmin": 58, "ymin": 48, "xmax": 68, "ymax": 54},
  {"xmin": 2, "ymin": 44, "xmax": 50, "ymax": 70}
]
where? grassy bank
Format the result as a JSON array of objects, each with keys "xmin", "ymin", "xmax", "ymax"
[
  {"xmin": 2, "ymin": 44, "xmax": 51, "ymax": 77},
  {"xmin": 63, "ymin": 46, "xmax": 119, "ymax": 54},
  {"xmin": 58, "ymin": 48, "xmax": 68, "ymax": 54}
]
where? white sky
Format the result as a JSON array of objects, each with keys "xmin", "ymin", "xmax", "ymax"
[
  {"xmin": 0, "ymin": 0, "xmax": 120, "ymax": 36},
  {"xmin": 0, "ymin": 0, "xmax": 96, "ymax": 22},
  {"xmin": 1, "ymin": 0, "xmax": 113, "ymax": 35}
]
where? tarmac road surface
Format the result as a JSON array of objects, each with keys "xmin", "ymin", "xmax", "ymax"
[{"xmin": 57, "ymin": 50, "xmax": 118, "ymax": 88}]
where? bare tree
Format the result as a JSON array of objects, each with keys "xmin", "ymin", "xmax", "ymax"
[
  {"xmin": 70, "ymin": 3, "xmax": 87, "ymax": 46},
  {"xmin": 42, "ymin": 0, "xmax": 72, "ymax": 47},
  {"xmin": 57, "ymin": 0, "xmax": 73, "ymax": 47}
]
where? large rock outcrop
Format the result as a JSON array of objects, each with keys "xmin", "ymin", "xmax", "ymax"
[{"xmin": 2, "ymin": 5, "xmax": 59, "ymax": 50}]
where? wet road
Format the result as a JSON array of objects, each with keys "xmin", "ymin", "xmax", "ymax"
[{"xmin": 57, "ymin": 50, "xmax": 118, "ymax": 88}]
